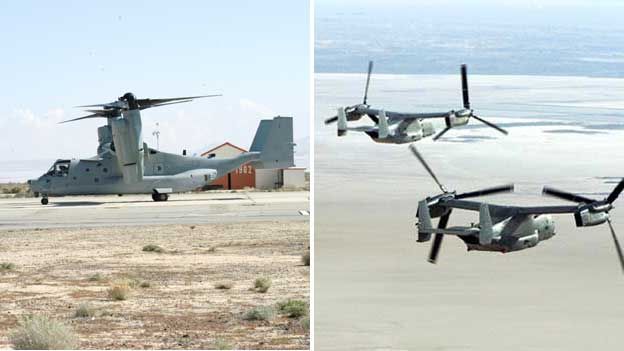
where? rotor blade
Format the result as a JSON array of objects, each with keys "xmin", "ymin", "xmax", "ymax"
[
  {"xmin": 461, "ymin": 64, "xmax": 470, "ymax": 109},
  {"xmin": 433, "ymin": 127, "xmax": 451, "ymax": 141},
  {"xmin": 59, "ymin": 114, "xmax": 106, "ymax": 124},
  {"xmin": 75, "ymin": 100, "xmax": 128, "ymax": 109},
  {"xmin": 456, "ymin": 184, "xmax": 515, "ymax": 199},
  {"xmin": 362, "ymin": 60, "xmax": 373, "ymax": 105},
  {"xmin": 429, "ymin": 211, "xmax": 451, "ymax": 264},
  {"xmin": 140, "ymin": 99, "xmax": 193, "ymax": 110},
  {"xmin": 409, "ymin": 144, "xmax": 446, "ymax": 193},
  {"xmin": 136, "ymin": 94, "xmax": 221, "ymax": 109},
  {"xmin": 542, "ymin": 186, "xmax": 597, "ymax": 204},
  {"xmin": 607, "ymin": 219, "xmax": 624, "ymax": 274},
  {"xmin": 472, "ymin": 115, "xmax": 508, "ymax": 135},
  {"xmin": 325, "ymin": 116, "xmax": 338, "ymax": 124},
  {"xmin": 607, "ymin": 178, "xmax": 624, "ymax": 204}
]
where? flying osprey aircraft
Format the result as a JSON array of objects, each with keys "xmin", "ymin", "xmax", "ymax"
[
  {"xmin": 324, "ymin": 61, "xmax": 508, "ymax": 143},
  {"xmin": 411, "ymin": 145, "xmax": 624, "ymax": 272},
  {"xmin": 28, "ymin": 92, "xmax": 294, "ymax": 205}
]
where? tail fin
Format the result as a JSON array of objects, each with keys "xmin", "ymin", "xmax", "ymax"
[
  {"xmin": 378, "ymin": 110, "xmax": 389, "ymax": 139},
  {"xmin": 417, "ymin": 200, "xmax": 433, "ymax": 242},
  {"xmin": 337, "ymin": 107, "xmax": 347, "ymax": 136},
  {"xmin": 479, "ymin": 203, "xmax": 494, "ymax": 245},
  {"xmin": 250, "ymin": 116, "xmax": 295, "ymax": 169}
]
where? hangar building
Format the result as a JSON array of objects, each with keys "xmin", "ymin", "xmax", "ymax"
[{"xmin": 200, "ymin": 142, "xmax": 305, "ymax": 190}]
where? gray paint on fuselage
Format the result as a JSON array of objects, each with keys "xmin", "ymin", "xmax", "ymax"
[{"xmin": 31, "ymin": 149, "xmax": 262, "ymax": 196}]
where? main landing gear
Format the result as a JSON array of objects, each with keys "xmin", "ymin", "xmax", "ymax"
[
  {"xmin": 41, "ymin": 197, "xmax": 49, "ymax": 205},
  {"xmin": 152, "ymin": 193, "xmax": 169, "ymax": 202}
]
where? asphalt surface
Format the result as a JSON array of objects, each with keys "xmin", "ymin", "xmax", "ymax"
[{"xmin": 0, "ymin": 191, "xmax": 309, "ymax": 230}]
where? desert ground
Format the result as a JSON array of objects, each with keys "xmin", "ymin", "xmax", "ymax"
[
  {"xmin": 0, "ymin": 193, "xmax": 309, "ymax": 349},
  {"xmin": 315, "ymin": 73, "xmax": 624, "ymax": 350}
]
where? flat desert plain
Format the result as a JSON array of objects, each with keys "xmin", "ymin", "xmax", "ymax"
[
  {"xmin": 315, "ymin": 73, "xmax": 624, "ymax": 350},
  {"xmin": 0, "ymin": 221, "xmax": 309, "ymax": 349}
]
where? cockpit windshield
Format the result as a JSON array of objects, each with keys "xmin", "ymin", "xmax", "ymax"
[{"xmin": 46, "ymin": 160, "xmax": 71, "ymax": 176}]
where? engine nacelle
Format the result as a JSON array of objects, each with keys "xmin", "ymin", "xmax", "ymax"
[
  {"xmin": 446, "ymin": 110, "xmax": 471, "ymax": 127},
  {"xmin": 111, "ymin": 110, "xmax": 144, "ymax": 183},
  {"xmin": 574, "ymin": 209, "xmax": 609, "ymax": 227},
  {"xmin": 422, "ymin": 121, "xmax": 435, "ymax": 137}
]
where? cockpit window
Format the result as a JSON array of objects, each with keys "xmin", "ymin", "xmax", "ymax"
[{"xmin": 46, "ymin": 161, "xmax": 71, "ymax": 177}]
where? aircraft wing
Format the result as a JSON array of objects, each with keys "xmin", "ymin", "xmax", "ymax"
[
  {"xmin": 421, "ymin": 227, "xmax": 478, "ymax": 236},
  {"xmin": 442, "ymin": 199, "xmax": 578, "ymax": 216},
  {"xmin": 346, "ymin": 126, "xmax": 376, "ymax": 132},
  {"xmin": 361, "ymin": 108, "xmax": 448, "ymax": 121},
  {"xmin": 515, "ymin": 205, "xmax": 579, "ymax": 214}
]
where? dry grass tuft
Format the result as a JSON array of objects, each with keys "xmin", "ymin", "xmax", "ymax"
[
  {"xmin": 107, "ymin": 283, "xmax": 130, "ymax": 301},
  {"xmin": 277, "ymin": 299, "xmax": 309, "ymax": 318},
  {"xmin": 302, "ymin": 251, "xmax": 310, "ymax": 266},
  {"xmin": 213, "ymin": 338, "xmax": 233, "ymax": 349},
  {"xmin": 74, "ymin": 303, "xmax": 95, "ymax": 318},
  {"xmin": 253, "ymin": 277, "xmax": 272, "ymax": 293},
  {"xmin": 215, "ymin": 282, "xmax": 233, "ymax": 290},
  {"xmin": 243, "ymin": 306, "xmax": 275, "ymax": 321},
  {"xmin": 299, "ymin": 316, "xmax": 310, "ymax": 331},
  {"xmin": 9, "ymin": 314, "xmax": 78, "ymax": 350},
  {"xmin": 87, "ymin": 273, "xmax": 105, "ymax": 282},
  {"xmin": 142, "ymin": 244, "xmax": 164, "ymax": 253},
  {"xmin": 1, "ymin": 262, "xmax": 16, "ymax": 271}
]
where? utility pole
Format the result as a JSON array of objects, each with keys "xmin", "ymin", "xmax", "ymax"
[{"xmin": 152, "ymin": 122, "xmax": 160, "ymax": 150}]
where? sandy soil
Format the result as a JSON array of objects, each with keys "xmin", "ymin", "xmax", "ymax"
[{"xmin": 0, "ymin": 221, "xmax": 309, "ymax": 349}]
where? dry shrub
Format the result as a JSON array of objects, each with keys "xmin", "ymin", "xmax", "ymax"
[
  {"xmin": 9, "ymin": 314, "xmax": 78, "ymax": 350},
  {"xmin": 243, "ymin": 306, "xmax": 275, "ymax": 321},
  {"xmin": 142, "ymin": 244, "xmax": 164, "ymax": 253},
  {"xmin": 277, "ymin": 299, "xmax": 308, "ymax": 318},
  {"xmin": 215, "ymin": 282, "xmax": 233, "ymax": 290},
  {"xmin": 254, "ymin": 277, "xmax": 271, "ymax": 293},
  {"xmin": 107, "ymin": 283, "xmax": 130, "ymax": 301}
]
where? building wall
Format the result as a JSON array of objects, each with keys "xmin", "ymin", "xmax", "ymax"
[
  {"xmin": 283, "ymin": 168, "xmax": 306, "ymax": 188},
  {"xmin": 202, "ymin": 143, "xmax": 255, "ymax": 190},
  {"xmin": 255, "ymin": 169, "xmax": 280, "ymax": 189}
]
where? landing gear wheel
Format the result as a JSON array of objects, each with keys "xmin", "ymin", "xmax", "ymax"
[
  {"xmin": 152, "ymin": 193, "xmax": 169, "ymax": 202},
  {"xmin": 41, "ymin": 198, "xmax": 49, "ymax": 205}
]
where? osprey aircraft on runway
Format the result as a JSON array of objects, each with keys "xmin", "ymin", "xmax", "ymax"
[
  {"xmin": 28, "ymin": 93, "xmax": 294, "ymax": 205},
  {"xmin": 324, "ymin": 62, "xmax": 508, "ymax": 143},
  {"xmin": 411, "ymin": 145, "xmax": 624, "ymax": 271}
]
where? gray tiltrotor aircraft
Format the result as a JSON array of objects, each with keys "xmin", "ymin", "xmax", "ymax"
[
  {"xmin": 29, "ymin": 93, "xmax": 294, "ymax": 205},
  {"xmin": 324, "ymin": 61, "xmax": 508, "ymax": 143},
  {"xmin": 411, "ymin": 145, "xmax": 624, "ymax": 272}
]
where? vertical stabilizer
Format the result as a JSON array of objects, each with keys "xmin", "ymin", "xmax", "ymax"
[
  {"xmin": 479, "ymin": 203, "xmax": 494, "ymax": 245},
  {"xmin": 378, "ymin": 109, "xmax": 389, "ymax": 139},
  {"xmin": 337, "ymin": 107, "xmax": 347, "ymax": 136},
  {"xmin": 250, "ymin": 116, "xmax": 295, "ymax": 169},
  {"xmin": 417, "ymin": 200, "xmax": 433, "ymax": 242}
]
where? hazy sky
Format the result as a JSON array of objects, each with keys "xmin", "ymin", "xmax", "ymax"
[{"xmin": 0, "ymin": 1, "xmax": 309, "ymax": 162}]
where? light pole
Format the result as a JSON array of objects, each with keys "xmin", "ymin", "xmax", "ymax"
[{"xmin": 152, "ymin": 122, "xmax": 160, "ymax": 150}]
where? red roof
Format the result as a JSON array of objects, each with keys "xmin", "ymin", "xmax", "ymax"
[{"xmin": 200, "ymin": 142, "xmax": 248, "ymax": 157}]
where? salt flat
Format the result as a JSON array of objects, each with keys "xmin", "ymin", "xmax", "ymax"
[{"xmin": 315, "ymin": 73, "xmax": 624, "ymax": 350}]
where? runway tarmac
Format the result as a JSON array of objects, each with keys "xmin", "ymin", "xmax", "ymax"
[
  {"xmin": 0, "ymin": 191, "xmax": 309, "ymax": 230},
  {"xmin": 315, "ymin": 74, "xmax": 624, "ymax": 350}
]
